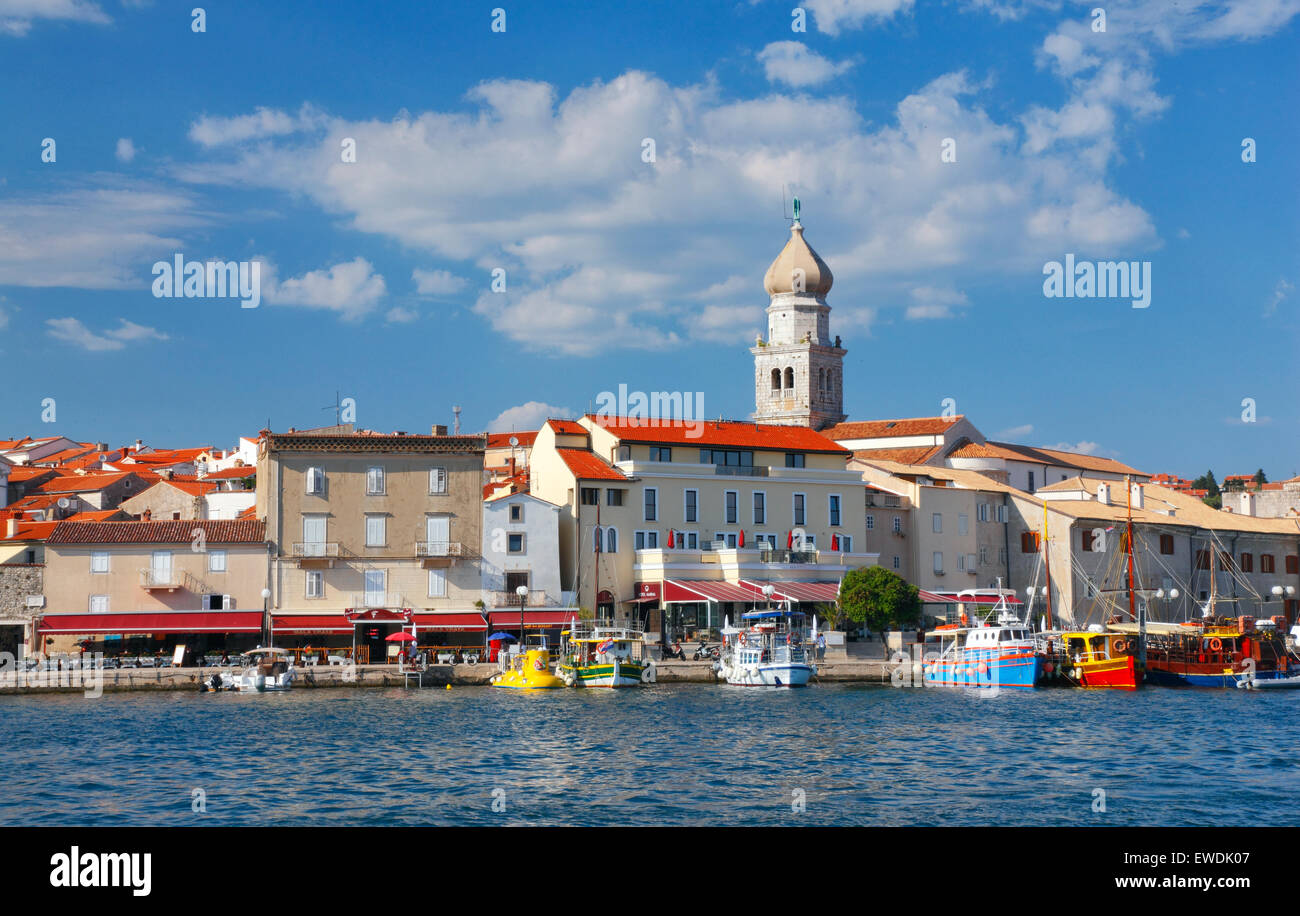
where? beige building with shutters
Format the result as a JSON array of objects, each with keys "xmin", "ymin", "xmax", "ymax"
[{"xmin": 256, "ymin": 426, "xmax": 485, "ymax": 659}]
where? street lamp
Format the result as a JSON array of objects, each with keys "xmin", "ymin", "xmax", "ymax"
[
  {"xmin": 261, "ymin": 587, "xmax": 272, "ymax": 648},
  {"xmin": 516, "ymin": 584, "xmax": 529, "ymax": 649}
]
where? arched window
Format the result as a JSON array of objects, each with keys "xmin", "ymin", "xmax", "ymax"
[
  {"xmin": 818, "ymin": 368, "xmax": 825, "ymax": 391},
  {"xmin": 770, "ymin": 368, "xmax": 781, "ymax": 390},
  {"xmin": 784, "ymin": 367, "xmax": 794, "ymax": 389},
  {"xmin": 605, "ymin": 528, "xmax": 618, "ymax": 553},
  {"xmin": 593, "ymin": 526, "xmax": 603, "ymax": 553}
]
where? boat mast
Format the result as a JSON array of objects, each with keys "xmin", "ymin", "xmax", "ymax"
[
  {"xmin": 1125, "ymin": 476, "xmax": 1145, "ymax": 667},
  {"xmin": 1041, "ymin": 499, "xmax": 1054, "ymax": 630}
]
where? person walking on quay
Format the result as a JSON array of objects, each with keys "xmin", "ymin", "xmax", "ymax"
[{"xmin": 816, "ymin": 632, "xmax": 826, "ymax": 661}]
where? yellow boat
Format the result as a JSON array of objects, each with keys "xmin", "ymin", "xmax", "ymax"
[{"xmin": 490, "ymin": 646, "xmax": 566, "ymax": 690}]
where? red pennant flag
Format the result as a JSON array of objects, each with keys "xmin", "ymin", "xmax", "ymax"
[
  {"xmin": 832, "ymin": 533, "xmax": 839, "ymax": 551},
  {"xmin": 787, "ymin": 529, "xmax": 793, "ymax": 548},
  {"xmin": 667, "ymin": 529, "xmax": 675, "ymax": 548},
  {"xmin": 738, "ymin": 529, "xmax": 745, "ymax": 548}
]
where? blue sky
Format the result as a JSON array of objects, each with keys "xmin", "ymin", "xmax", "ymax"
[{"xmin": 1, "ymin": 0, "xmax": 1296, "ymax": 480}]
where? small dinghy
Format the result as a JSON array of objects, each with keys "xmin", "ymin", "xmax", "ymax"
[{"xmin": 1236, "ymin": 673, "xmax": 1300, "ymax": 690}]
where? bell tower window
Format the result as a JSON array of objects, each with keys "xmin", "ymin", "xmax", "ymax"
[{"xmin": 784, "ymin": 367, "xmax": 794, "ymax": 389}]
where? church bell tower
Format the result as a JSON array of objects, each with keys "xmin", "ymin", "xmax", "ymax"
[{"xmin": 751, "ymin": 200, "xmax": 846, "ymax": 430}]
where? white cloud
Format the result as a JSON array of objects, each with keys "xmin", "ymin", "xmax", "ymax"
[
  {"xmin": 412, "ymin": 268, "xmax": 468, "ymax": 296},
  {"xmin": 994, "ymin": 424, "xmax": 1034, "ymax": 439},
  {"xmin": 0, "ymin": 179, "xmax": 205, "ymax": 288},
  {"xmin": 757, "ymin": 41, "xmax": 854, "ymax": 87},
  {"xmin": 115, "ymin": 138, "xmax": 136, "ymax": 163},
  {"xmin": 1264, "ymin": 277, "xmax": 1292, "ymax": 317},
  {"xmin": 188, "ymin": 106, "xmax": 320, "ymax": 148},
  {"xmin": 263, "ymin": 257, "xmax": 387, "ymax": 320},
  {"xmin": 489, "ymin": 401, "xmax": 574, "ymax": 433},
  {"xmin": 1041, "ymin": 440, "xmax": 1102, "ymax": 455},
  {"xmin": 385, "ymin": 306, "xmax": 418, "ymax": 324},
  {"xmin": 906, "ymin": 285, "xmax": 969, "ymax": 320},
  {"xmin": 805, "ymin": 0, "xmax": 914, "ymax": 35},
  {"xmin": 46, "ymin": 317, "xmax": 168, "ymax": 351},
  {"xmin": 0, "ymin": 0, "xmax": 110, "ymax": 36},
  {"xmin": 683, "ymin": 304, "xmax": 763, "ymax": 344}
]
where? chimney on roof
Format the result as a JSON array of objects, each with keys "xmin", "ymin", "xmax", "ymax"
[
  {"xmin": 134, "ymin": 439, "xmax": 143, "ymax": 453},
  {"xmin": 1240, "ymin": 491, "xmax": 1256, "ymax": 517},
  {"xmin": 4, "ymin": 513, "xmax": 16, "ymax": 539},
  {"xmin": 1096, "ymin": 482, "xmax": 1110, "ymax": 505},
  {"xmin": 453, "ymin": 406, "xmax": 462, "ymax": 435},
  {"xmin": 95, "ymin": 442, "xmax": 107, "ymax": 451},
  {"xmin": 1130, "ymin": 482, "xmax": 1144, "ymax": 509},
  {"xmin": 432, "ymin": 424, "xmax": 448, "ymax": 436}
]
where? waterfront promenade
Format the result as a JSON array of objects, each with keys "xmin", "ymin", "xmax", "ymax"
[{"xmin": 0, "ymin": 654, "xmax": 899, "ymax": 693}]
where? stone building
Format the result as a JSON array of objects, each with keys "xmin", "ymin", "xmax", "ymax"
[{"xmin": 751, "ymin": 202, "xmax": 846, "ymax": 431}]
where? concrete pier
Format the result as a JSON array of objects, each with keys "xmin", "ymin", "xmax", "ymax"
[{"xmin": 0, "ymin": 657, "xmax": 900, "ymax": 693}]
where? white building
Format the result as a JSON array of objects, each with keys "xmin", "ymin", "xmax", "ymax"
[{"xmin": 481, "ymin": 491, "xmax": 568, "ymax": 611}]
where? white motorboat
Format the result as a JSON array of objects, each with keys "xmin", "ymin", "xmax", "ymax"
[
  {"xmin": 716, "ymin": 610, "xmax": 815, "ymax": 687},
  {"xmin": 1236, "ymin": 672, "xmax": 1300, "ymax": 690},
  {"xmin": 207, "ymin": 647, "xmax": 297, "ymax": 692}
]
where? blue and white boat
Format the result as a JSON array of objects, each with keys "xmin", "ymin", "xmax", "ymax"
[
  {"xmin": 922, "ymin": 598, "xmax": 1044, "ymax": 690},
  {"xmin": 716, "ymin": 610, "xmax": 816, "ymax": 687}
]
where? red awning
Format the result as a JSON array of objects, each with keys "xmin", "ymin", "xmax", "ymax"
[
  {"xmin": 661, "ymin": 580, "xmax": 768, "ymax": 603},
  {"xmin": 917, "ymin": 590, "xmax": 950, "ymax": 604},
  {"xmin": 413, "ymin": 612, "xmax": 488, "ymax": 631},
  {"xmin": 272, "ymin": 614, "xmax": 352, "ymax": 634},
  {"xmin": 486, "ymin": 610, "xmax": 576, "ymax": 628},
  {"xmin": 39, "ymin": 611, "xmax": 263, "ymax": 635},
  {"xmin": 740, "ymin": 580, "xmax": 843, "ymax": 604}
]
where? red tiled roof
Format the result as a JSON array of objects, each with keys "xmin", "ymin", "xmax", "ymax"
[
  {"xmin": 946, "ymin": 442, "xmax": 1004, "ymax": 459},
  {"xmin": 68, "ymin": 509, "xmax": 128, "ymax": 521},
  {"xmin": 7, "ymin": 466, "xmax": 63, "ymax": 482},
  {"xmin": 0, "ymin": 520, "xmax": 58, "ymax": 542},
  {"xmin": 47, "ymin": 519, "xmax": 267, "ymax": 545},
  {"xmin": 851, "ymin": 446, "xmax": 941, "ymax": 465},
  {"xmin": 547, "ymin": 420, "xmax": 586, "ymax": 436},
  {"xmin": 238, "ymin": 505, "xmax": 259, "ymax": 519},
  {"xmin": 35, "ymin": 472, "xmax": 144, "ymax": 494},
  {"xmin": 201, "ymin": 467, "xmax": 256, "ymax": 480},
  {"xmin": 556, "ymin": 449, "xmax": 629, "ymax": 481},
  {"xmin": 587, "ymin": 416, "xmax": 849, "ymax": 454},
  {"xmin": 823, "ymin": 416, "xmax": 964, "ymax": 440},
  {"xmin": 486, "ymin": 431, "xmax": 538, "ymax": 449},
  {"xmin": 143, "ymin": 479, "xmax": 218, "ymax": 497}
]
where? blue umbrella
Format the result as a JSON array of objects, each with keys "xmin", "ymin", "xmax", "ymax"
[{"xmin": 488, "ymin": 632, "xmax": 518, "ymax": 641}]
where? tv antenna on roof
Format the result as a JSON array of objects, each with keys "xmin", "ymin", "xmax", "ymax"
[{"xmin": 322, "ymin": 391, "xmax": 342, "ymax": 426}]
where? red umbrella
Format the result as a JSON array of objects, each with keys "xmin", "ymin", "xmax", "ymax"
[
  {"xmin": 667, "ymin": 529, "xmax": 675, "ymax": 548},
  {"xmin": 738, "ymin": 529, "xmax": 745, "ymax": 548},
  {"xmin": 787, "ymin": 530, "xmax": 793, "ymax": 548},
  {"xmin": 386, "ymin": 631, "xmax": 416, "ymax": 642}
]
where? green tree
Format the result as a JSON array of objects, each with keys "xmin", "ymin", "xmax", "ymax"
[
  {"xmin": 839, "ymin": 566, "xmax": 921, "ymax": 632},
  {"xmin": 1254, "ymin": 468, "xmax": 1268, "ymax": 487},
  {"xmin": 1192, "ymin": 470, "xmax": 1221, "ymax": 509}
]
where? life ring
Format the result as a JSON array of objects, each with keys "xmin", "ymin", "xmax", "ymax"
[
  {"xmin": 1208, "ymin": 637, "xmax": 1223, "ymax": 652},
  {"xmin": 533, "ymin": 658, "xmax": 544, "ymax": 671},
  {"xmin": 1113, "ymin": 639, "xmax": 1128, "ymax": 653}
]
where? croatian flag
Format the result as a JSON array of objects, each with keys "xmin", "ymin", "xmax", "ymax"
[{"xmin": 597, "ymin": 638, "xmax": 615, "ymax": 654}]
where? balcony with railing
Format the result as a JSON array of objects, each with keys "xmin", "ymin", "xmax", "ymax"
[
  {"xmin": 139, "ymin": 568, "xmax": 206, "ymax": 591},
  {"xmin": 489, "ymin": 589, "xmax": 556, "ymax": 608},
  {"xmin": 759, "ymin": 548, "xmax": 819, "ymax": 565},
  {"xmin": 292, "ymin": 541, "xmax": 340, "ymax": 569},
  {"xmin": 350, "ymin": 592, "xmax": 407, "ymax": 610},
  {"xmin": 414, "ymin": 540, "xmax": 470, "ymax": 557}
]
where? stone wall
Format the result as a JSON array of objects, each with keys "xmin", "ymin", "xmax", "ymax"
[{"xmin": 0, "ymin": 564, "xmax": 43, "ymax": 619}]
